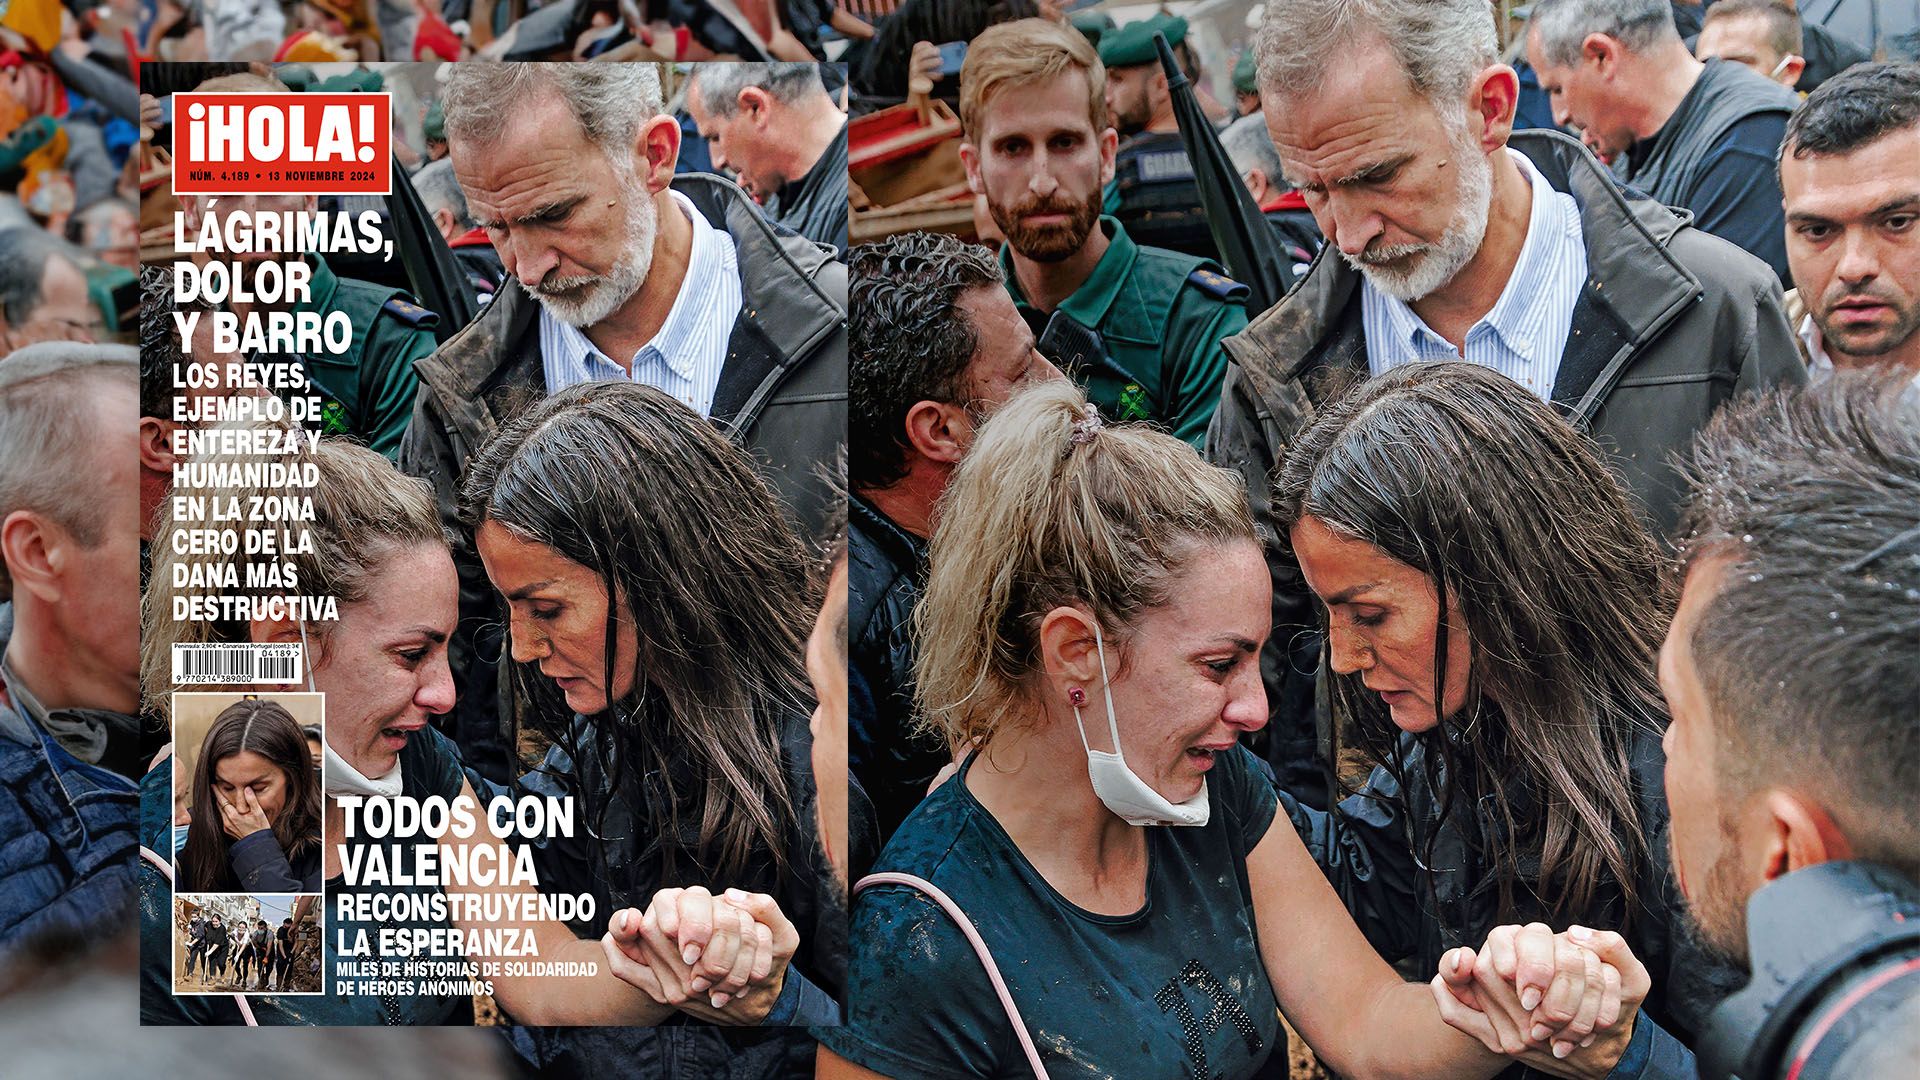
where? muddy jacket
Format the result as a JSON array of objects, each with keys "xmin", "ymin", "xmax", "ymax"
[
  {"xmin": 397, "ymin": 173, "xmax": 847, "ymax": 784},
  {"xmin": 1284, "ymin": 728, "xmax": 1740, "ymax": 1078},
  {"xmin": 1206, "ymin": 128, "xmax": 1806, "ymax": 804}
]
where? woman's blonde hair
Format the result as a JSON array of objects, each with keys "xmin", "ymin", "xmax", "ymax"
[
  {"xmin": 912, "ymin": 380, "xmax": 1254, "ymax": 753},
  {"xmin": 141, "ymin": 421, "xmax": 445, "ymax": 724}
]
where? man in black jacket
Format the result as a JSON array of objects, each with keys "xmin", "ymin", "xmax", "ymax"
[
  {"xmin": 1213, "ymin": 0, "xmax": 1804, "ymax": 807},
  {"xmin": 847, "ymin": 231, "xmax": 1060, "ymax": 843},
  {"xmin": 398, "ymin": 63, "xmax": 845, "ymax": 786},
  {"xmin": 1528, "ymin": 0, "xmax": 1801, "ymax": 284}
]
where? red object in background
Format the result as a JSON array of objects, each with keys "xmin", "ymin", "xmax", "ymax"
[
  {"xmin": 413, "ymin": 10, "xmax": 461, "ymax": 61},
  {"xmin": 171, "ymin": 92, "xmax": 391, "ymax": 195}
]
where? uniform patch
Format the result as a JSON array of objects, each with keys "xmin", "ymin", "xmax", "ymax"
[
  {"xmin": 380, "ymin": 295, "xmax": 439, "ymax": 329},
  {"xmin": 1186, "ymin": 268, "xmax": 1250, "ymax": 303}
]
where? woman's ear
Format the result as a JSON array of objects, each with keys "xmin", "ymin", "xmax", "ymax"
[{"xmin": 1038, "ymin": 606, "xmax": 1101, "ymax": 694}]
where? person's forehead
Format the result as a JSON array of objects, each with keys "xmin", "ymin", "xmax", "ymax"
[
  {"xmin": 975, "ymin": 71, "xmax": 1099, "ymax": 143},
  {"xmin": 1782, "ymin": 126, "xmax": 1920, "ymax": 210},
  {"xmin": 451, "ymin": 95, "xmax": 598, "ymax": 190}
]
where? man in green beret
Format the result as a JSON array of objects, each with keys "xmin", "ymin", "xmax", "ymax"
[
  {"xmin": 960, "ymin": 17, "xmax": 1247, "ymax": 447},
  {"xmin": 1233, "ymin": 48, "xmax": 1261, "ymax": 116},
  {"xmin": 1098, "ymin": 13, "xmax": 1221, "ymax": 260},
  {"xmin": 423, "ymin": 99, "xmax": 447, "ymax": 162}
]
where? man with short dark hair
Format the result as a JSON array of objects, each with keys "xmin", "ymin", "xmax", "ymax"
[
  {"xmin": 1696, "ymin": 0, "xmax": 1805, "ymax": 88},
  {"xmin": 1660, "ymin": 373, "xmax": 1920, "ymax": 1078},
  {"xmin": 847, "ymin": 230, "xmax": 1061, "ymax": 841},
  {"xmin": 686, "ymin": 63, "xmax": 849, "ymax": 251},
  {"xmin": 0, "ymin": 343, "xmax": 142, "ymax": 964},
  {"xmin": 1528, "ymin": 0, "xmax": 1800, "ymax": 283},
  {"xmin": 1214, "ymin": 0, "xmax": 1805, "ymax": 810},
  {"xmin": 1777, "ymin": 62, "xmax": 1920, "ymax": 390}
]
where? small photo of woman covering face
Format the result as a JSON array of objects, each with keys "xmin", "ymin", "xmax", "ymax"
[{"xmin": 173, "ymin": 694, "xmax": 325, "ymax": 895}]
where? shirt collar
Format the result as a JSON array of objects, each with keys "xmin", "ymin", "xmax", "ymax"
[
  {"xmin": 542, "ymin": 189, "xmax": 714, "ymax": 379},
  {"xmin": 1477, "ymin": 147, "xmax": 1576, "ymax": 356},
  {"xmin": 1799, "ymin": 313, "xmax": 1834, "ymax": 377},
  {"xmin": 999, "ymin": 216, "xmax": 1138, "ymax": 327},
  {"xmin": 1366, "ymin": 147, "xmax": 1571, "ymax": 361}
]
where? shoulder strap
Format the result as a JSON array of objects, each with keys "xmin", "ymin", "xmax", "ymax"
[
  {"xmin": 853, "ymin": 871, "xmax": 1049, "ymax": 1079},
  {"xmin": 139, "ymin": 844, "xmax": 259, "ymax": 1027}
]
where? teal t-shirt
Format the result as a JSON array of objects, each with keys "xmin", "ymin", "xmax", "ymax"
[{"xmin": 818, "ymin": 745, "xmax": 1281, "ymax": 1079}]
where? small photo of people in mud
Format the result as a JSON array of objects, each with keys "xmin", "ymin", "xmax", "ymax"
[
  {"xmin": 170, "ymin": 693, "xmax": 325, "ymax": 895},
  {"xmin": 174, "ymin": 893, "xmax": 321, "ymax": 995}
]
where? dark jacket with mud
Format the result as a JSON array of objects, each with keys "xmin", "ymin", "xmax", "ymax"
[
  {"xmin": 1205, "ymin": 129, "xmax": 1805, "ymax": 806},
  {"xmin": 397, "ymin": 174, "xmax": 847, "ymax": 785},
  {"xmin": 846, "ymin": 493, "xmax": 945, "ymax": 844},
  {"xmin": 1283, "ymin": 727, "xmax": 1742, "ymax": 1077}
]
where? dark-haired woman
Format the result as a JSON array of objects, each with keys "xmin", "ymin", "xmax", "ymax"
[
  {"xmin": 177, "ymin": 699, "xmax": 324, "ymax": 894},
  {"xmin": 1273, "ymin": 362, "xmax": 1743, "ymax": 1072},
  {"xmin": 461, "ymin": 380, "xmax": 856, "ymax": 1031}
]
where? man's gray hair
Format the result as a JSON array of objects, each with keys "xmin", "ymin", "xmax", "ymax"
[
  {"xmin": 441, "ymin": 63, "xmax": 665, "ymax": 166},
  {"xmin": 411, "ymin": 159, "xmax": 474, "ymax": 232},
  {"xmin": 0, "ymin": 228, "xmax": 77, "ymax": 327},
  {"xmin": 0, "ymin": 343, "xmax": 136, "ymax": 546},
  {"xmin": 1257, "ymin": 0, "xmax": 1498, "ymax": 105},
  {"xmin": 691, "ymin": 63, "xmax": 826, "ymax": 119},
  {"xmin": 1221, "ymin": 113, "xmax": 1285, "ymax": 186},
  {"xmin": 1529, "ymin": 0, "xmax": 1679, "ymax": 68}
]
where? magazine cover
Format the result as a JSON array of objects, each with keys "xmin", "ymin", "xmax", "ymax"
[{"xmin": 134, "ymin": 60, "xmax": 852, "ymax": 1041}]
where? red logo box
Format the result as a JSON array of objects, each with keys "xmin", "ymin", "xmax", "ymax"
[{"xmin": 171, "ymin": 92, "xmax": 391, "ymax": 196}]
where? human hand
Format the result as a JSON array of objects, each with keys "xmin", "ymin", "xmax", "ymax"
[
  {"xmin": 599, "ymin": 886, "xmax": 799, "ymax": 1024},
  {"xmin": 1431, "ymin": 923, "xmax": 1649, "ymax": 1079},
  {"xmin": 908, "ymin": 40, "xmax": 941, "ymax": 97},
  {"xmin": 215, "ymin": 785, "xmax": 273, "ymax": 841}
]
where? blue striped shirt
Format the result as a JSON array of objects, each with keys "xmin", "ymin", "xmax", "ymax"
[
  {"xmin": 1361, "ymin": 148, "xmax": 1586, "ymax": 401},
  {"xmin": 538, "ymin": 189, "xmax": 742, "ymax": 417}
]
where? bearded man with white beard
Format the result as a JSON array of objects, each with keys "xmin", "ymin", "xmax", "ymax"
[
  {"xmin": 1205, "ymin": 0, "xmax": 1806, "ymax": 814},
  {"xmin": 398, "ymin": 62, "xmax": 845, "ymax": 787}
]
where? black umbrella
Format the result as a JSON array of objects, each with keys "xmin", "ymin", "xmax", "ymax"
[
  {"xmin": 387, "ymin": 157, "xmax": 477, "ymax": 344},
  {"xmin": 1154, "ymin": 32, "xmax": 1294, "ymax": 313}
]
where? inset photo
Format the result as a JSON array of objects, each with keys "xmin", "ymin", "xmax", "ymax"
[
  {"xmin": 173, "ymin": 893, "xmax": 321, "ymax": 996},
  {"xmin": 170, "ymin": 692, "xmax": 325, "ymax": 895}
]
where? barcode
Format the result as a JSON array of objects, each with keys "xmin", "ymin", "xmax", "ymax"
[{"xmin": 171, "ymin": 644, "xmax": 302, "ymax": 685}]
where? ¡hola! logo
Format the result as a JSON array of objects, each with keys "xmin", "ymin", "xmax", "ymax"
[{"xmin": 172, "ymin": 92, "xmax": 392, "ymax": 197}]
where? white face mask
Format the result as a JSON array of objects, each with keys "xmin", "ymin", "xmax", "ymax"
[{"xmin": 1072, "ymin": 620, "xmax": 1211, "ymax": 827}]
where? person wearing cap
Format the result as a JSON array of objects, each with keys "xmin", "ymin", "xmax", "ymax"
[
  {"xmin": 1233, "ymin": 48, "xmax": 1260, "ymax": 116},
  {"xmin": 1099, "ymin": 14, "xmax": 1228, "ymax": 261},
  {"xmin": 422, "ymin": 98, "xmax": 447, "ymax": 162},
  {"xmin": 961, "ymin": 17, "xmax": 1247, "ymax": 448}
]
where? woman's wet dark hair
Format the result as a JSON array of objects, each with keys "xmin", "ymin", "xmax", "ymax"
[
  {"xmin": 460, "ymin": 380, "xmax": 812, "ymax": 889},
  {"xmin": 1274, "ymin": 362, "xmax": 1671, "ymax": 925},
  {"xmin": 178, "ymin": 698, "xmax": 323, "ymax": 893}
]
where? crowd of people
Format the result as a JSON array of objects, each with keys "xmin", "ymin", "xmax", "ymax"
[{"xmin": 0, "ymin": 0, "xmax": 1912, "ymax": 1077}]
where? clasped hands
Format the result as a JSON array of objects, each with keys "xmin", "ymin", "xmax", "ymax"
[
  {"xmin": 598, "ymin": 885, "xmax": 799, "ymax": 1026},
  {"xmin": 1430, "ymin": 922, "xmax": 1652, "ymax": 1079}
]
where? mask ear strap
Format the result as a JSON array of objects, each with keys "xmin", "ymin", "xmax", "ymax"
[
  {"xmin": 297, "ymin": 621, "xmax": 317, "ymax": 693},
  {"xmin": 1091, "ymin": 620, "xmax": 1126, "ymax": 760}
]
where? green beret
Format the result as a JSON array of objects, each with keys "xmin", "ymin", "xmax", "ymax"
[
  {"xmin": 312, "ymin": 69, "xmax": 384, "ymax": 94},
  {"xmin": 1097, "ymin": 14, "xmax": 1186, "ymax": 70},
  {"xmin": 276, "ymin": 64, "xmax": 316, "ymax": 92},
  {"xmin": 424, "ymin": 99, "xmax": 445, "ymax": 143},
  {"xmin": 1233, "ymin": 49, "xmax": 1258, "ymax": 95},
  {"xmin": 1070, "ymin": 11, "xmax": 1115, "ymax": 49}
]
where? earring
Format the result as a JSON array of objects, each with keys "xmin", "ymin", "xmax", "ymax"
[{"xmin": 1067, "ymin": 687, "xmax": 1087, "ymax": 707}]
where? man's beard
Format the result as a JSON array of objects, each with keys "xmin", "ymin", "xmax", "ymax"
[
  {"xmin": 1816, "ymin": 283, "xmax": 1920, "ymax": 360},
  {"xmin": 1682, "ymin": 810, "xmax": 1754, "ymax": 966},
  {"xmin": 1112, "ymin": 88, "xmax": 1152, "ymax": 138},
  {"xmin": 1344, "ymin": 119, "xmax": 1494, "ymax": 302},
  {"xmin": 530, "ymin": 168, "xmax": 659, "ymax": 329},
  {"xmin": 991, "ymin": 187, "xmax": 1101, "ymax": 264}
]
